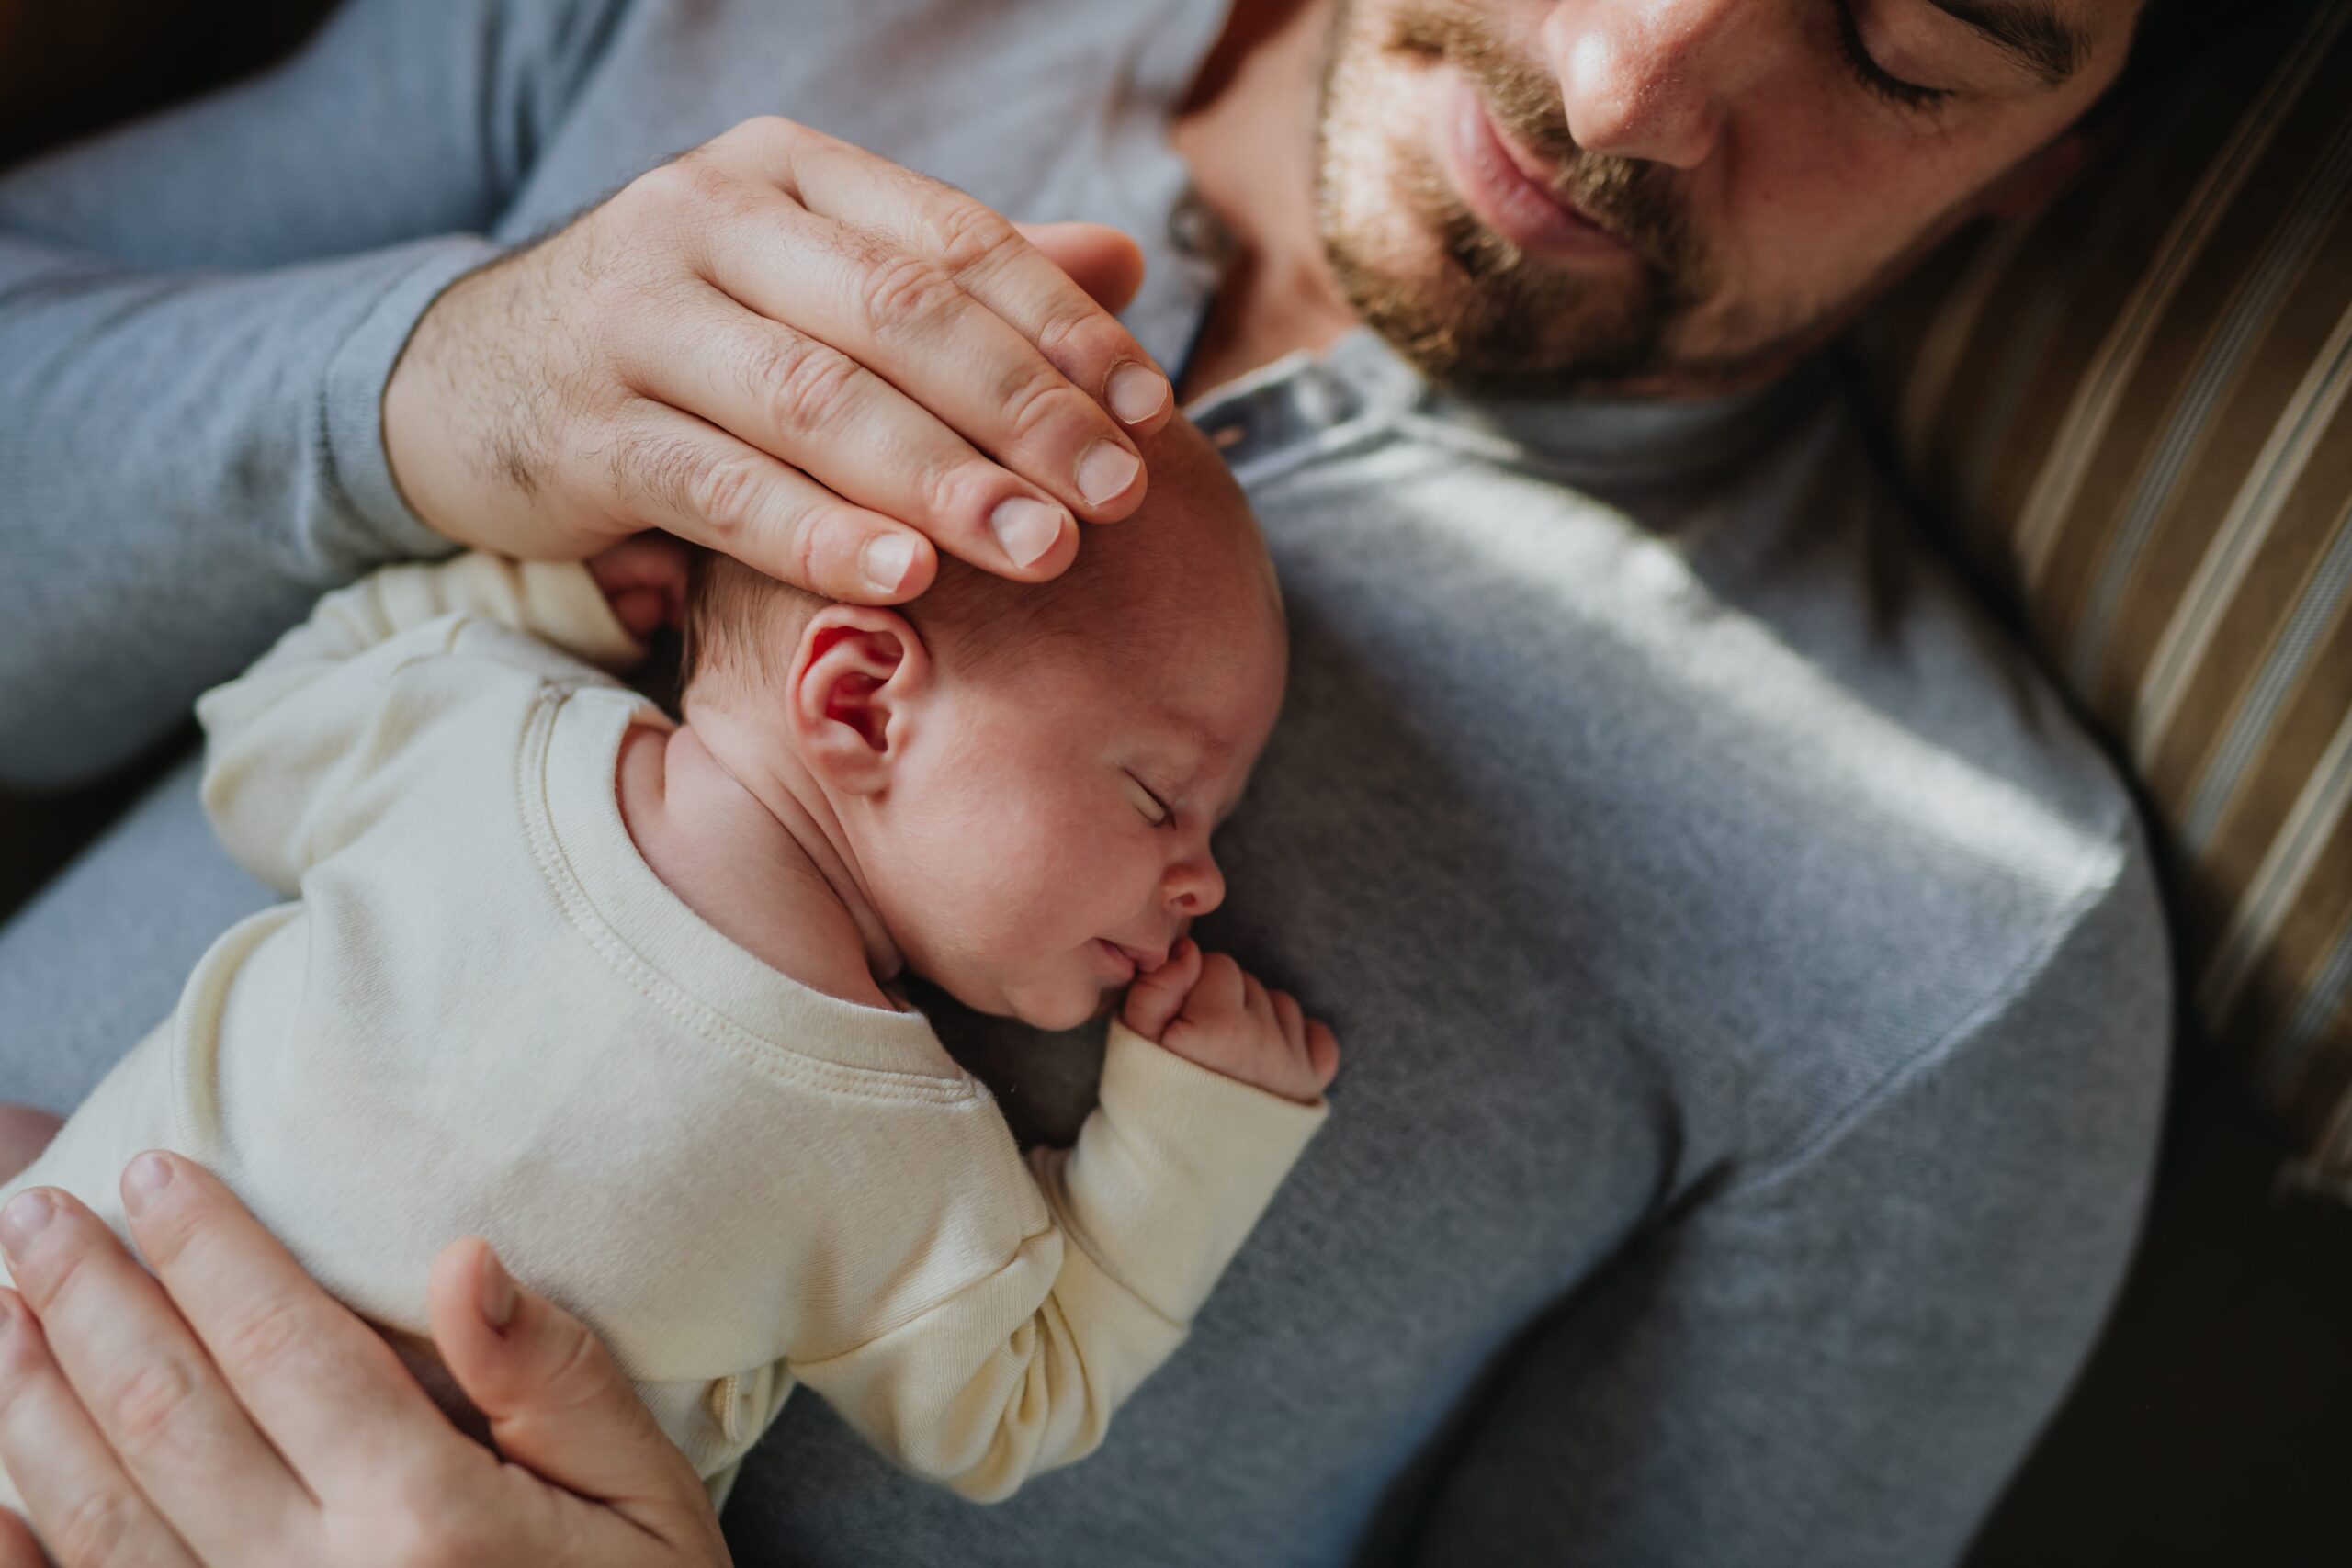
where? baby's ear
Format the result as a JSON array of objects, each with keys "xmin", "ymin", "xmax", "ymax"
[{"xmin": 788, "ymin": 604, "xmax": 932, "ymax": 795}]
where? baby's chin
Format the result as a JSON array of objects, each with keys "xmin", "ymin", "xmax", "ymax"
[
  {"xmin": 947, "ymin": 970, "xmax": 1121, "ymax": 1034},
  {"xmin": 1005, "ymin": 985, "xmax": 1121, "ymax": 1035}
]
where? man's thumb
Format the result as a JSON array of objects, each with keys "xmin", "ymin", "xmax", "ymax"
[
  {"xmin": 1016, "ymin": 220, "xmax": 1147, "ymax": 312},
  {"xmin": 426, "ymin": 1236, "xmax": 701, "ymax": 1504}
]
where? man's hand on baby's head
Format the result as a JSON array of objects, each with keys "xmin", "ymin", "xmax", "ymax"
[
  {"xmin": 1122, "ymin": 942, "xmax": 1339, "ymax": 1107},
  {"xmin": 588, "ymin": 535, "xmax": 694, "ymax": 639}
]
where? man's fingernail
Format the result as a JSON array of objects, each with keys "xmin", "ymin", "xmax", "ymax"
[
  {"xmin": 989, "ymin": 498, "xmax": 1066, "ymax": 568},
  {"xmin": 862, "ymin": 533, "xmax": 918, "ymax": 594},
  {"xmin": 1106, "ymin": 362, "xmax": 1170, "ymax": 424},
  {"xmin": 122, "ymin": 1152, "xmax": 175, "ymax": 1217},
  {"xmin": 478, "ymin": 1249, "xmax": 518, "ymax": 1332},
  {"xmin": 0, "ymin": 1191, "xmax": 54, "ymax": 1258},
  {"xmin": 1077, "ymin": 441, "xmax": 1141, "ymax": 508}
]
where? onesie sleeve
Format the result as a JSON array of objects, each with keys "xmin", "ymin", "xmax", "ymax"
[
  {"xmin": 785, "ymin": 1022, "xmax": 1327, "ymax": 1502},
  {"xmin": 194, "ymin": 552, "xmax": 647, "ymax": 892}
]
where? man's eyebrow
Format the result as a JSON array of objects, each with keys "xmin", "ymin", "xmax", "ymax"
[{"xmin": 1925, "ymin": 0, "xmax": 2087, "ymax": 88}]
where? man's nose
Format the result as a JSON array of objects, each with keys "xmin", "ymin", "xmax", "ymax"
[
  {"xmin": 1545, "ymin": 0, "xmax": 1735, "ymax": 170},
  {"xmin": 1163, "ymin": 849, "xmax": 1227, "ymax": 919}
]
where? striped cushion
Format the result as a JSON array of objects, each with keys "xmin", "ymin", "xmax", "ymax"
[{"xmin": 1860, "ymin": 1, "xmax": 2352, "ymax": 1188}]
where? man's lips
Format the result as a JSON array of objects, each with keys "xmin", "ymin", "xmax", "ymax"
[{"xmin": 1434, "ymin": 73, "xmax": 1632, "ymax": 263}]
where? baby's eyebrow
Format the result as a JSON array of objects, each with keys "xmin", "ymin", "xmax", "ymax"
[{"xmin": 1148, "ymin": 705, "xmax": 1234, "ymax": 770}]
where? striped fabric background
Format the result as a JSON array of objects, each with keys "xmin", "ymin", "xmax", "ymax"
[{"xmin": 1862, "ymin": 1, "xmax": 2352, "ymax": 1189}]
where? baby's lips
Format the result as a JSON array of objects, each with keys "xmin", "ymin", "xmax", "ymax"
[{"xmin": 1110, "ymin": 938, "xmax": 1176, "ymax": 976}]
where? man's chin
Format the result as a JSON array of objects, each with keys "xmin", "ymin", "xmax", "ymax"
[
  {"xmin": 1330, "ymin": 232, "xmax": 1841, "ymax": 401},
  {"xmin": 1332, "ymin": 254, "xmax": 1663, "ymax": 392}
]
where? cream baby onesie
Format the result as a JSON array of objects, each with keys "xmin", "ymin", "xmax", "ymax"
[{"xmin": 0, "ymin": 554, "xmax": 1326, "ymax": 1509}]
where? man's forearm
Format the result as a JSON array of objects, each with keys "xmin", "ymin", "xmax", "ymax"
[
  {"xmin": 0, "ymin": 0, "xmax": 629, "ymax": 786},
  {"xmin": 0, "ymin": 238, "xmax": 491, "ymax": 787}
]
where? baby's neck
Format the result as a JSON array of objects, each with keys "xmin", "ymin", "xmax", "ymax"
[{"xmin": 614, "ymin": 722, "xmax": 903, "ymax": 1010}]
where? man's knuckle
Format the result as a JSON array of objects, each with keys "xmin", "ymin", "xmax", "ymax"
[
  {"xmin": 102, "ymin": 1358, "xmax": 198, "ymax": 1460},
  {"xmin": 927, "ymin": 197, "xmax": 1019, "ymax": 277},
  {"xmin": 541, "ymin": 1321, "xmax": 614, "ymax": 1411},
  {"xmin": 920, "ymin": 463, "xmax": 992, "ymax": 531},
  {"xmin": 50, "ymin": 1484, "xmax": 143, "ymax": 1568},
  {"xmin": 126, "ymin": 1199, "xmax": 199, "ymax": 1274},
  {"xmin": 619, "ymin": 436, "xmax": 707, "ymax": 520},
  {"xmin": 634, "ymin": 154, "xmax": 729, "ymax": 225},
  {"xmin": 994, "ymin": 366, "xmax": 1081, "ymax": 449},
  {"xmin": 797, "ymin": 505, "xmax": 866, "ymax": 583},
  {"xmin": 29, "ymin": 1241, "xmax": 96, "ymax": 1320},
  {"xmin": 731, "ymin": 113, "xmax": 808, "ymax": 151},
  {"xmin": 756, "ymin": 334, "xmax": 861, "ymax": 438},
  {"xmin": 215, "ymin": 1293, "xmax": 309, "ymax": 1384},
  {"xmin": 1030, "ymin": 298, "xmax": 1114, "ymax": 372},
  {"xmin": 857, "ymin": 249, "xmax": 960, "ymax": 339},
  {"xmin": 617, "ymin": 431, "xmax": 765, "ymax": 537},
  {"xmin": 687, "ymin": 455, "xmax": 770, "ymax": 536}
]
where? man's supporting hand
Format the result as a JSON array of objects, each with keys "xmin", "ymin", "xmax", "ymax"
[
  {"xmin": 0, "ymin": 1155, "xmax": 731, "ymax": 1568},
  {"xmin": 384, "ymin": 116, "xmax": 1176, "ymax": 605}
]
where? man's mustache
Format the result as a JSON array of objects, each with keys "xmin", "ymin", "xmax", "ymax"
[{"xmin": 1388, "ymin": 1, "xmax": 1694, "ymax": 279}]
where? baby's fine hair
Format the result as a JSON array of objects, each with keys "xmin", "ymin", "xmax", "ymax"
[{"xmin": 680, "ymin": 417, "xmax": 1276, "ymax": 694}]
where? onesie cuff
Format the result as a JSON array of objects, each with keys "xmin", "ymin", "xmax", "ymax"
[
  {"xmin": 1098, "ymin": 1019, "xmax": 1329, "ymax": 1196},
  {"xmin": 319, "ymin": 235, "xmax": 505, "ymax": 570},
  {"xmin": 1042, "ymin": 1021, "xmax": 1329, "ymax": 1325}
]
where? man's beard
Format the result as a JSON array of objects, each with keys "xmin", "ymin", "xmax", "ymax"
[{"xmin": 1312, "ymin": 0, "xmax": 1805, "ymax": 395}]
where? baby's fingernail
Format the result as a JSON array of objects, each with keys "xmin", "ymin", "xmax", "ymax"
[
  {"xmin": 989, "ymin": 498, "xmax": 1066, "ymax": 568},
  {"xmin": 122, "ymin": 1152, "xmax": 175, "ymax": 1216},
  {"xmin": 1077, "ymin": 441, "xmax": 1141, "ymax": 508},
  {"xmin": 1106, "ymin": 362, "xmax": 1170, "ymax": 425},
  {"xmin": 862, "ymin": 533, "xmax": 919, "ymax": 594},
  {"xmin": 478, "ymin": 1249, "xmax": 518, "ymax": 1332},
  {"xmin": 0, "ymin": 1191, "xmax": 54, "ymax": 1258}
]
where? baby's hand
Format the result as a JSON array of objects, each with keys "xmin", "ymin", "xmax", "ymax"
[
  {"xmin": 1121, "ymin": 941, "xmax": 1339, "ymax": 1106},
  {"xmin": 586, "ymin": 534, "xmax": 693, "ymax": 639}
]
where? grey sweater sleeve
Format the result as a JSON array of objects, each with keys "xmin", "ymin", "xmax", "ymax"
[
  {"xmin": 1408, "ymin": 834, "xmax": 2173, "ymax": 1568},
  {"xmin": 0, "ymin": 0, "xmax": 629, "ymax": 788}
]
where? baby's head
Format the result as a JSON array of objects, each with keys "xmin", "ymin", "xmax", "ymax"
[{"xmin": 682, "ymin": 417, "xmax": 1285, "ymax": 1030}]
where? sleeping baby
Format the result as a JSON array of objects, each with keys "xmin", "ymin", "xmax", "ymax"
[{"xmin": 0, "ymin": 414, "xmax": 1335, "ymax": 1510}]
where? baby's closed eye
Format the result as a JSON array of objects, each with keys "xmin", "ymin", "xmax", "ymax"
[{"xmin": 1123, "ymin": 772, "xmax": 1171, "ymax": 826}]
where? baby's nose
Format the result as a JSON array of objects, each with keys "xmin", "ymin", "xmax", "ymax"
[{"xmin": 1164, "ymin": 852, "xmax": 1227, "ymax": 918}]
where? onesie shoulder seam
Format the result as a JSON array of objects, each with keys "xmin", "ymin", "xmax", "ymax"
[{"xmin": 512, "ymin": 687, "xmax": 985, "ymax": 1108}]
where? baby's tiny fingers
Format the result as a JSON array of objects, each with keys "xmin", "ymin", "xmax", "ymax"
[
  {"xmin": 1185, "ymin": 952, "xmax": 1247, "ymax": 1019},
  {"xmin": 608, "ymin": 587, "xmax": 672, "ymax": 639},
  {"xmin": 1306, "ymin": 1021, "xmax": 1340, "ymax": 1090},
  {"xmin": 1239, "ymin": 971, "xmax": 1277, "ymax": 1034},
  {"xmin": 1120, "ymin": 939, "xmax": 1201, "ymax": 1043},
  {"xmin": 1272, "ymin": 990, "xmax": 1306, "ymax": 1054}
]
